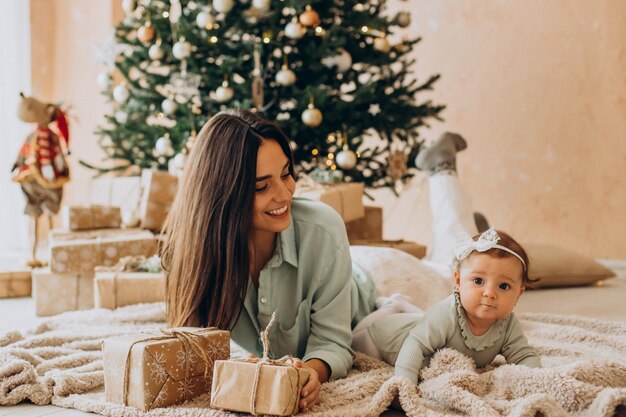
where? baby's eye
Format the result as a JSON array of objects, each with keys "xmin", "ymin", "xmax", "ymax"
[
  {"xmin": 499, "ymin": 283, "xmax": 511, "ymax": 290},
  {"xmin": 473, "ymin": 277, "xmax": 484, "ymax": 285}
]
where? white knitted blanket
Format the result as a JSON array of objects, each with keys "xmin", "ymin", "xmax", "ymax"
[{"xmin": 1, "ymin": 303, "xmax": 625, "ymax": 417}]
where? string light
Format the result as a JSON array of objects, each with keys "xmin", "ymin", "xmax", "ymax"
[
  {"xmin": 311, "ymin": 149, "xmax": 319, "ymax": 155},
  {"xmin": 210, "ymin": 36, "xmax": 218, "ymax": 43},
  {"xmin": 361, "ymin": 26, "xmax": 369, "ymax": 33},
  {"xmin": 163, "ymin": 11, "xmax": 170, "ymax": 18}
]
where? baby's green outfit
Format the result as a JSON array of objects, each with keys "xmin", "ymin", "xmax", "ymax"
[{"xmin": 368, "ymin": 293, "xmax": 542, "ymax": 384}]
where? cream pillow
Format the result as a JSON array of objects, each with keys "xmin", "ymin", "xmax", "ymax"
[
  {"xmin": 350, "ymin": 246, "xmax": 452, "ymax": 310},
  {"xmin": 524, "ymin": 243, "xmax": 616, "ymax": 289}
]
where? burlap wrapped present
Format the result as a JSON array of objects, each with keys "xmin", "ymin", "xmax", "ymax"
[
  {"xmin": 94, "ymin": 256, "xmax": 165, "ymax": 309},
  {"xmin": 295, "ymin": 181, "xmax": 365, "ymax": 223},
  {"xmin": 103, "ymin": 327, "xmax": 230, "ymax": 411},
  {"xmin": 211, "ymin": 313, "xmax": 309, "ymax": 416},
  {"xmin": 0, "ymin": 269, "xmax": 31, "ymax": 298},
  {"xmin": 350, "ymin": 239, "xmax": 427, "ymax": 259},
  {"xmin": 32, "ymin": 268, "xmax": 94, "ymax": 316},
  {"xmin": 138, "ymin": 170, "xmax": 178, "ymax": 231},
  {"xmin": 49, "ymin": 227, "xmax": 146, "ymax": 242},
  {"xmin": 346, "ymin": 205, "xmax": 383, "ymax": 242},
  {"xmin": 49, "ymin": 232, "xmax": 158, "ymax": 275},
  {"xmin": 61, "ymin": 205, "xmax": 122, "ymax": 231}
]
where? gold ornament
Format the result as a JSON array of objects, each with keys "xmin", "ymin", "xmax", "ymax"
[
  {"xmin": 137, "ymin": 24, "xmax": 155, "ymax": 43},
  {"xmin": 387, "ymin": 150, "xmax": 408, "ymax": 181},
  {"xmin": 299, "ymin": 5, "xmax": 320, "ymax": 27}
]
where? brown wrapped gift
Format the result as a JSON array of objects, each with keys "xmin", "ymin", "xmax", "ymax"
[
  {"xmin": 49, "ymin": 232, "xmax": 158, "ymax": 275},
  {"xmin": 138, "ymin": 170, "xmax": 178, "ymax": 231},
  {"xmin": 62, "ymin": 205, "xmax": 122, "ymax": 231},
  {"xmin": 49, "ymin": 227, "xmax": 146, "ymax": 242},
  {"xmin": 295, "ymin": 182, "xmax": 365, "ymax": 223},
  {"xmin": 103, "ymin": 328, "xmax": 230, "ymax": 411},
  {"xmin": 350, "ymin": 239, "xmax": 427, "ymax": 259},
  {"xmin": 0, "ymin": 270, "xmax": 31, "ymax": 298},
  {"xmin": 211, "ymin": 313, "xmax": 309, "ymax": 416},
  {"xmin": 32, "ymin": 268, "xmax": 94, "ymax": 316},
  {"xmin": 94, "ymin": 271, "xmax": 165, "ymax": 309},
  {"xmin": 346, "ymin": 206, "xmax": 383, "ymax": 242}
]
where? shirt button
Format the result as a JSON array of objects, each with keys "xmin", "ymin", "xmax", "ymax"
[{"xmin": 260, "ymin": 297, "xmax": 268, "ymax": 303}]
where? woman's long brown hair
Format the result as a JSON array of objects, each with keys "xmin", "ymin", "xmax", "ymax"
[{"xmin": 161, "ymin": 109, "xmax": 295, "ymax": 329}]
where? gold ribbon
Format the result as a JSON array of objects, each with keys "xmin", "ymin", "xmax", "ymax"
[{"xmin": 121, "ymin": 327, "xmax": 218, "ymax": 407}]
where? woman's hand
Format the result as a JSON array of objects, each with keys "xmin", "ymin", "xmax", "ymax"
[{"xmin": 291, "ymin": 359, "xmax": 322, "ymax": 411}]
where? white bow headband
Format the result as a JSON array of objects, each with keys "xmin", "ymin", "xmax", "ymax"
[{"xmin": 453, "ymin": 228, "xmax": 526, "ymax": 270}]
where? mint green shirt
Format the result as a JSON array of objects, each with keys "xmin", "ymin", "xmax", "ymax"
[
  {"xmin": 230, "ymin": 198, "xmax": 376, "ymax": 380},
  {"xmin": 369, "ymin": 294, "xmax": 541, "ymax": 384}
]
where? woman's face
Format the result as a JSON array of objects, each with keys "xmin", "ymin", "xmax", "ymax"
[{"xmin": 252, "ymin": 139, "xmax": 296, "ymax": 235}]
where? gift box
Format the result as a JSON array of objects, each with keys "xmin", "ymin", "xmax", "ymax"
[
  {"xmin": 295, "ymin": 182, "xmax": 365, "ymax": 223},
  {"xmin": 0, "ymin": 269, "xmax": 31, "ymax": 298},
  {"xmin": 346, "ymin": 206, "xmax": 383, "ymax": 242},
  {"xmin": 32, "ymin": 268, "xmax": 94, "ymax": 316},
  {"xmin": 350, "ymin": 239, "xmax": 427, "ymax": 259},
  {"xmin": 62, "ymin": 205, "xmax": 122, "ymax": 231},
  {"xmin": 49, "ymin": 232, "xmax": 158, "ymax": 275},
  {"xmin": 138, "ymin": 170, "xmax": 178, "ymax": 231},
  {"xmin": 103, "ymin": 327, "xmax": 230, "ymax": 411},
  {"xmin": 94, "ymin": 271, "xmax": 165, "ymax": 309},
  {"xmin": 90, "ymin": 175, "xmax": 142, "ymax": 220},
  {"xmin": 49, "ymin": 227, "xmax": 146, "ymax": 242},
  {"xmin": 210, "ymin": 313, "xmax": 308, "ymax": 416}
]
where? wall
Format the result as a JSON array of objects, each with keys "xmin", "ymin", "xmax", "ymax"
[{"xmin": 377, "ymin": 0, "xmax": 626, "ymax": 259}]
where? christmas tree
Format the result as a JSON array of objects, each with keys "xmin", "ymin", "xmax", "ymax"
[{"xmin": 84, "ymin": 0, "xmax": 445, "ymax": 189}]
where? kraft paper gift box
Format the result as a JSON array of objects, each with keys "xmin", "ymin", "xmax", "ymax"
[
  {"xmin": 346, "ymin": 205, "xmax": 383, "ymax": 241},
  {"xmin": 49, "ymin": 232, "xmax": 158, "ymax": 275},
  {"xmin": 94, "ymin": 271, "xmax": 165, "ymax": 309},
  {"xmin": 350, "ymin": 239, "xmax": 427, "ymax": 259},
  {"xmin": 103, "ymin": 327, "xmax": 230, "ymax": 411},
  {"xmin": 295, "ymin": 182, "xmax": 365, "ymax": 223},
  {"xmin": 210, "ymin": 313, "xmax": 309, "ymax": 416},
  {"xmin": 49, "ymin": 227, "xmax": 146, "ymax": 242},
  {"xmin": 62, "ymin": 205, "xmax": 122, "ymax": 231},
  {"xmin": 0, "ymin": 269, "xmax": 31, "ymax": 298},
  {"xmin": 32, "ymin": 268, "xmax": 94, "ymax": 316},
  {"xmin": 138, "ymin": 170, "xmax": 178, "ymax": 231},
  {"xmin": 90, "ymin": 175, "xmax": 142, "ymax": 223}
]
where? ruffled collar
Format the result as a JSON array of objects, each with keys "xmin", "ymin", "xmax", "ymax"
[{"xmin": 454, "ymin": 292, "xmax": 510, "ymax": 351}]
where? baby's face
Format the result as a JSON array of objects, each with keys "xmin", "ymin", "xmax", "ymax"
[{"xmin": 455, "ymin": 253, "xmax": 525, "ymax": 329}]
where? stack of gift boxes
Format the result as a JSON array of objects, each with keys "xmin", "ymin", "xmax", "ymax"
[{"xmin": 30, "ymin": 169, "xmax": 177, "ymax": 316}]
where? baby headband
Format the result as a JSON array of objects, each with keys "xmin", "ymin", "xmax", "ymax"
[{"xmin": 454, "ymin": 228, "xmax": 527, "ymax": 270}]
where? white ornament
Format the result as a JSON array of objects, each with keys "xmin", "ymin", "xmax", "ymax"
[
  {"xmin": 96, "ymin": 71, "xmax": 112, "ymax": 90},
  {"xmin": 149, "ymin": 43, "xmax": 164, "ymax": 60},
  {"xmin": 284, "ymin": 21, "xmax": 304, "ymax": 39},
  {"xmin": 128, "ymin": 66, "xmax": 141, "ymax": 81},
  {"xmin": 374, "ymin": 37, "xmax": 391, "ymax": 53},
  {"xmin": 155, "ymin": 135, "xmax": 175, "ymax": 156},
  {"xmin": 252, "ymin": 0, "xmax": 270, "ymax": 10},
  {"xmin": 196, "ymin": 11, "xmax": 215, "ymax": 29},
  {"xmin": 121, "ymin": 0, "xmax": 136, "ymax": 14},
  {"xmin": 334, "ymin": 49, "xmax": 353, "ymax": 72},
  {"xmin": 363, "ymin": 168, "xmax": 373, "ymax": 177},
  {"xmin": 214, "ymin": 84, "xmax": 234, "ymax": 102},
  {"xmin": 169, "ymin": 0, "xmax": 182, "ymax": 24},
  {"xmin": 113, "ymin": 83, "xmax": 130, "ymax": 103},
  {"xmin": 173, "ymin": 41, "xmax": 192, "ymax": 60},
  {"xmin": 161, "ymin": 98, "xmax": 177, "ymax": 115},
  {"xmin": 275, "ymin": 68, "xmax": 296, "ymax": 86},
  {"xmin": 168, "ymin": 153, "xmax": 187, "ymax": 177},
  {"xmin": 301, "ymin": 105, "xmax": 322, "ymax": 127},
  {"xmin": 114, "ymin": 111, "xmax": 128, "ymax": 124},
  {"xmin": 213, "ymin": 0, "xmax": 234, "ymax": 13},
  {"xmin": 336, "ymin": 149, "xmax": 357, "ymax": 170}
]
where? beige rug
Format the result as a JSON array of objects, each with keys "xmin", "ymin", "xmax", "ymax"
[{"xmin": 1, "ymin": 303, "xmax": 625, "ymax": 417}]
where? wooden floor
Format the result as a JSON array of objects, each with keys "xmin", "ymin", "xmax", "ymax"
[{"xmin": 1, "ymin": 260, "xmax": 624, "ymax": 417}]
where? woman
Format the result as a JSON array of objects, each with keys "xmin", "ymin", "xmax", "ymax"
[{"xmin": 162, "ymin": 109, "xmax": 377, "ymax": 410}]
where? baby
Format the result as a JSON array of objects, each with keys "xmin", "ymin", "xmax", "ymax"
[{"xmin": 352, "ymin": 228, "xmax": 541, "ymax": 384}]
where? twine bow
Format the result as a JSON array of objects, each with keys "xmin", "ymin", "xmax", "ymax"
[
  {"xmin": 238, "ymin": 312, "xmax": 302, "ymax": 416},
  {"xmin": 121, "ymin": 328, "xmax": 217, "ymax": 407}
]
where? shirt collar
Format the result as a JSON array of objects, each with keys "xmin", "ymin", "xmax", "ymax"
[{"xmin": 278, "ymin": 216, "xmax": 298, "ymax": 268}]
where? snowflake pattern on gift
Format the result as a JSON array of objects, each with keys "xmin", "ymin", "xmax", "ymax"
[
  {"xmin": 176, "ymin": 378, "xmax": 196, "ymax": 400},
  {"xmin": 206, "ymin": 339, "xmax": 229, "ymax": 363},
  {"xmin": 176, "ymin": 346, "xmax": 198, "ymax": 369},
  {"xmin": 151, "ymin": 386, "xmax": 169, "ymax": 408},
  {"xmin": 149, "ymin": 351, "xmax": 169, "ymax": 384}
]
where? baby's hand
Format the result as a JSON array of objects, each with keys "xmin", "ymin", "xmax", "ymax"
[{"xmin": 291, "ymin": 359, "xmax": 321, "ymax": 411}]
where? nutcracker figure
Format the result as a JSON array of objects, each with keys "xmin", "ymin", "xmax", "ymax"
[{"xmin": 11, "ymin": 92, "xmax": 71, "ymax": 267}]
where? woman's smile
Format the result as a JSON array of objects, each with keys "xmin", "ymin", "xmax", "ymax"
[{"xmin": 266, "ymin": 204, "xmax": 290, "ymax": 218}]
